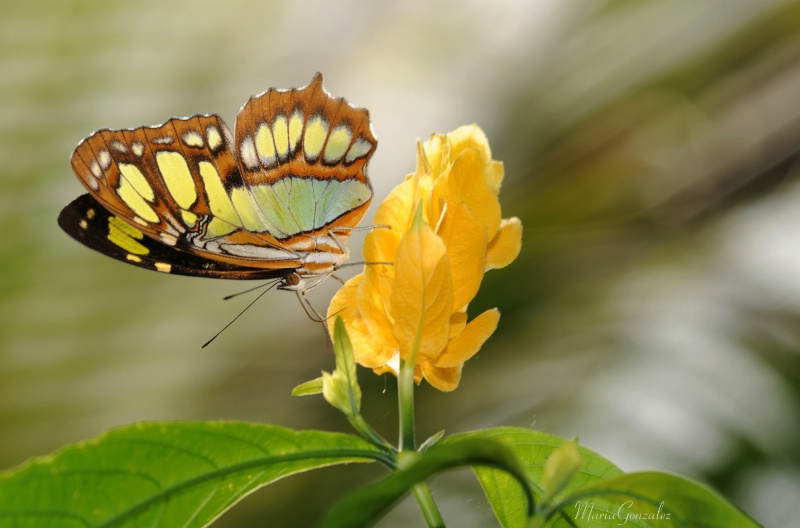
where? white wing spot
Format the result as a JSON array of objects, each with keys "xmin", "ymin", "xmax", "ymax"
[
  {"xmin": 131, "ymin": 142, "xmax": 145, "ymax": 157},
  {"xmin": 182, "ymin": 130, "xmax": 204, "ymax": 148},
  {"xmin": 84, "ymin": 173, "xmax": 99, "ymax": 190},
  {"xmin": 98, "ymin": 150, "xmax": 111, "ymax": 170},
  {"xmin": 207, "ymin": 126, "xmax": 223, "ymax": 151},
  {"xmin": 90, "ymin": 161, "xmax": 102, "ymax": 178},
  {"xmin": 159, "ymin": 232, "xmax": 179, "ymax": 246},
  {"xmin": 152, "ymin": 136, "xmax": 174, "ymax": 145},
  {"xmin": 111, "ymin": 140, "xmax": 128, "ymax": 153},
  {"xmin": 345, "ymin": 137, "xmax": 372, "ymax": 163},
  {"xmin": 240, "ymin": 136, "xmax": 258, "ymax": 170}
]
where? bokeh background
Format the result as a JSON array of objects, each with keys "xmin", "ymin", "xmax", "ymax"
[{"xmin": 2, "ymin": 0, "xmax": 800, "ymax": 526}]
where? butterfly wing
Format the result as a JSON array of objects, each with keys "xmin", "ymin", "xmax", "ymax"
[
  {"xmin": 233, "ymin": 73, "xmax": 377, "ymax": 248},
  {"xmin": 67, "ymin": 114, "xmax": 302, "ymax": 272},
  {"xmin": 58, "ymin": 193, "xmax": 288, "ymax": 279},
  {"xmin": 62, "ymin": 74, "xmax": 377, "ymax": 280}
]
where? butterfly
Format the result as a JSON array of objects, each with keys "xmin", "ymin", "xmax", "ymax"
[{"xmin": 58, "ymin": 74, "xmax": 377, "ymax": 297}]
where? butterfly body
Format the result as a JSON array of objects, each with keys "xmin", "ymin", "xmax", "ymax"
[{"xmin": 59, "ymin": 74, "xmax": 376, "ymax": 289}]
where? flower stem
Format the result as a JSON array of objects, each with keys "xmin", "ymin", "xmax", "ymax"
[
  {"xmin": 398, "ymin": 358, "xmax": 444, "ymax": 526},
  {"xmin": 412, "ymin": 482, "xmax": 445, "ymax": 528},
  {"xmin": 347, "ymin": 414, "xmax": 396, "ymax": 457},
  {"xmin": 398, "ymin": 358, "xmax": 416, "ymax": 451}
]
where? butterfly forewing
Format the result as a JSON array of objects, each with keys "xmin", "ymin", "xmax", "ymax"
[
  {"xmin": 69, "ymin": 114, "xmax": 302, "ymax": 270},
  {"xmin": 70, "ymin": 115, "xmax": 231, "ymax": 243}
]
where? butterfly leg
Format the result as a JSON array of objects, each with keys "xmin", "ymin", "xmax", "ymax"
[
  {"xmin": 327, "ymin": 224, "xmax": 391, "ymax": 253},
  {"xmin": 292, "ymin": 272, "xmax": 334, "ymax": 323}
]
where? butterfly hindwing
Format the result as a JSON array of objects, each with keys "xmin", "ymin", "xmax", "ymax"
[
  {"xmin": 58, "ymin": 194, "xmax": 288, "ymax": 280},
  {"xmin": 233, "ymin": 73, "xmax": 377, "ymax": 243}
]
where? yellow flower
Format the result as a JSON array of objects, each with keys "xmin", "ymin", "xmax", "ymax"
[{"xmin": 328, "ymin": 125, "xmax": 522, "ymax": 391}]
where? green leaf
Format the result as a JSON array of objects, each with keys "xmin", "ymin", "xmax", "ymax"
[
  {"xmin": 418, "ymin": 430, "xmax": 446, "ymax": 452},
  {"xmin": 322, "ymin": 317, "xmax": 362, "ymax": 417},
  {"xmin": 550, "ymin": 471, "xmax": 760, "ymax": 528},
  {"xmin": 292, "ymin": 376, "xmax": 324, "ymax": 396},
  {"xmin": 0, "ymin": 422, "xmax": 390, "ymax": 528},
  {"xmin": 541, "ymin": 439, "xmax": 583, "ymax": 502},
  {"xmin": 454, "ymin": 427, "xmax": 624, "ymax": 528},
  {"xmin": 321, "ymin": 436, "xmax": 534, "ymax": 528},
  {"xmin": 456, "ymin": 428, "xmax": 759, "ymax": 528}
]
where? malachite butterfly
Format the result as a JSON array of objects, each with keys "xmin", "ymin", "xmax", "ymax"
[{"xmin": 58, "ymin": 74, "xmax": 377, "ymax": 294}]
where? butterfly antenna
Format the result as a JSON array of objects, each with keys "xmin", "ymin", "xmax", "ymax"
[
  {"xmin": 202, "ymin": 281, "xmax": 280, "ymax": 348},
  {"xmin": 222, "ymin": 279, "xmax": 281, "ymax": 301}
]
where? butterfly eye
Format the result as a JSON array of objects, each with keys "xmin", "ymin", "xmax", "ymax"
[{"xmin": 284, "ymin": 272, "xmax": 301, "ymax": 287}]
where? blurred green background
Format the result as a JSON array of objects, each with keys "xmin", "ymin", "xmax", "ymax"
[{"xmin": 2, "ymin": 0, "xmax": 800, "ymax": 526}]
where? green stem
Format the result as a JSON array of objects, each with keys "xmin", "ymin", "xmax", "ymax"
[
  {"xmin": 398, "ymin": 358, "xmax": 416, "ymax": 451},
  {"xmin": 347, "ymin": 414, "xmax": 396, "ymax": 457},
  {"xmin": 398, "ymin": 358, "xmax": 444, "ymax": 526},
  {"xmin": 412, "ymin": 481, "xmax": 445, "ymax": 528}
]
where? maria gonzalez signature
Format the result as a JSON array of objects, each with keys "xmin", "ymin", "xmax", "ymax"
[{"xmin": 574, "ymin": 500, "xmax": 672, "ymax": 525}]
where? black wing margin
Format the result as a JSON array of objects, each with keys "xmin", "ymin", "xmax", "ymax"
[{"xmin": 58, "ymin": 194, "xmax": 292, "ymax": 281}]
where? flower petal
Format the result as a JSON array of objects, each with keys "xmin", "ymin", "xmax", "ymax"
[
  {"xmin": 422, "ymin": 133, "xmax": 449, "ymax": 178},
  {"xmin": 487, "ymin": 160, "xmax": 504, "ymax": 195},
  {"xmin": 370, "ymin": 176, "xmax": 418, "ymax": 252},
  {"xmin": 357, "ymin": 268, "xmax": 397, "ymax": 352},
  {"xmin": 390, "ymin": 207, "xmax": 453, "ymax": 363},
  {"xmin": 447, "ymin": 125, "xmax": 490, "ymax": 160},
  {"xmin": 358, "ymin": 178, "xmax": 420, "ymax": 350},
  {"xmin": 447, "ymin": 148, "xmax": 502, "ymax": 240},
  {"xmin": 328, "ymin": 275, "xmax": 360, "ymax": 334},
  {"xmin": 445, "ymin": 125, "xmax": 503, "ymax": 190},
  {"xmin": 435, "ymin": 308, "xmax": 500, "ymax": 368},
  {"xmin": 449, "ymin": 311, "xmax": 468, "ymax": 339},
  {"xmin": 329, "ymin": 275, "xmax": 396, "ymax": 368},
  {"xmin": 485, "ymin": 217, "xmax": 522, "ymax": 271},
  {"xmin": 435, "ymin": 200, "xmax": 488, "ymax": 311},
  {"xmin": 372, "ymin": 364, "xmax": 395, "ymax": 376},
  {"xmin": 421, "ymin": 362, "xmax": 462, "ymax": 392}
]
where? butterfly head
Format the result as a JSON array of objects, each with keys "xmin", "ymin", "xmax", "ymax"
[{"xmin": 277, "ymin": 271, "xmax": 304, "ymax": 292}]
